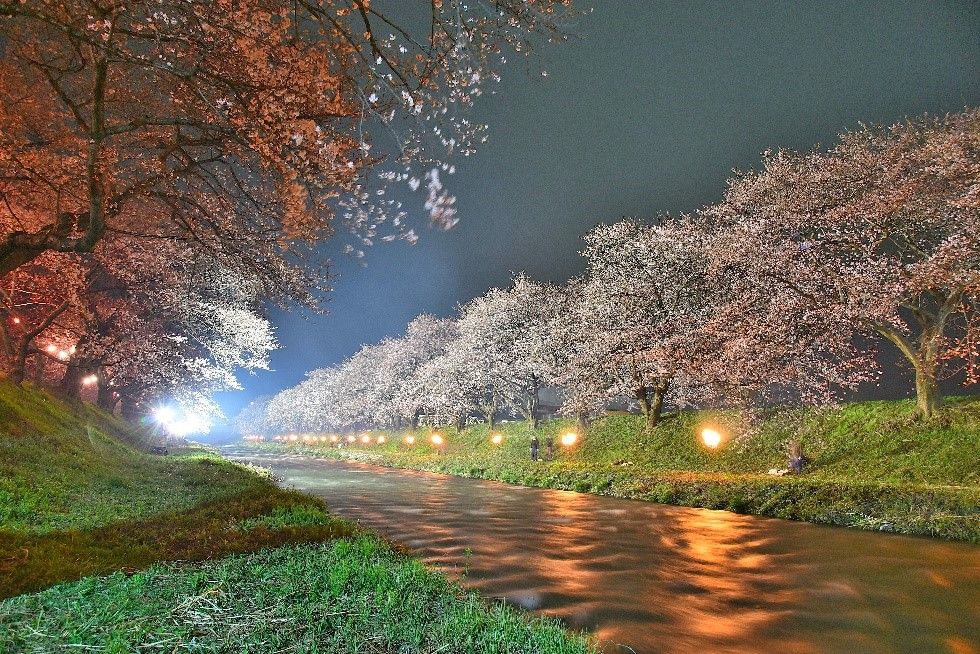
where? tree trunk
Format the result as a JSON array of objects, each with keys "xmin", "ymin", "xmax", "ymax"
[
  {"xmin": 649, "ymin": 379, "xmax": 669, "ymax": 429},
  {"xmin": 913, "ymin": 358, "xmax": 940, "ymax": 420},
  {"xmin": 875, "ymin": 322, "xmax": 946, "ymax": 420},
  {"xmin": 577, "ymin": 412, "xmax": 589, "ymax": 432},
  {"xmin": 60, "ymin": 364, "xmax": 84, "ymax": 399},
  {"xmin": 527, "ymin": 383, "xmax": 540, "ymax": 430},
  {"xmin": 9, "ymin": 338, "xmax": 30, "ymax": 384}
]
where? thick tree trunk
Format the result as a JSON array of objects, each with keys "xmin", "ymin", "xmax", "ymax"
[
  {"xmin": 9, "ymin": 339, "xmax": 30, "ymax": 384},
  {"xmin": 577, "ymin": 412, "xmax": 589, "ymax": 432},
  {"xmin": 876, "ymin": 322, "xmax": 946, "ymax": 420},
  {"xmin": 635, "ymin": 379, "xmax": 670, "ymax": 431},
  {"xmin": 526, "ymin": 385, "xmax": 540, "ymax": 430},
  {"xmin": 913, "ymin": 359, "xmax": 940, "ymax": 420},
  {"xmin": 60, "ymin": 364, "xmax": 85, "ymax": 399},
  {"xmin": 412, "ymin": 408, "xmax": 422, "ymax": 429}
]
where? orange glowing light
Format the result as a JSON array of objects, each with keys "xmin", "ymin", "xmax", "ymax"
[
  {"xmin": 701, "ymin": 428, "xmax": 723, "ymax": 449},
  {"xmin": 46, "ymin": 344, "xmax": 57, "ymax": 353},
  {"xmin": 361, "ymin": 434, "xmax": 371, "ymax": 444},
  {"xmin": 404, "ymin": 435, "xmax": 416, "ymax": 445},
  {"xmin": 491, "ymin": 433, "xmax": 503, "ymax": 445},
  {"xmin": 560, "ymin": 432, "xmax": 578, "ymax": 447},
  {"xmin": 347, "ymin": 434, "xmax": 356, "ymax": 443},
  {"xmin": 431, "ymin": 433, "xmax": 444, "ymax": 446},
  {"xmin": 377, "ymin": 435, "xmax": 386, "ymax": 444},
  {"xmin": 329, "ymin": 435, "xmax": 338, "ymax": 443}
]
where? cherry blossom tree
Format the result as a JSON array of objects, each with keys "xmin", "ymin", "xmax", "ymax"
[
  {"xmin": 554, "ymin": 220, "xmax": 718, "ymax": 429},
  {"xmin": 0, "ymin": 0, "xmax": 576, "ymax": 281},
  {"xmin": 705, "ymin": 109, "xmax": 980, "ymax": 418}
]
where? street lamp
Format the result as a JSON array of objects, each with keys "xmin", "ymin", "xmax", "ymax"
[
  {"xmin": 560, "ymin": 432, "xmax": 578, "ymax": 447},
  {"xmin": 700, "ymin": 427, "xmax": 723, "ymax": 449}
]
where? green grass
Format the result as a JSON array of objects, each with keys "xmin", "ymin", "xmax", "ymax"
[
  {"xmin": 0, "ymin": 381, "xmax": 273, "ymax": 534},
  {"xmin": 0, "ymin": 538, "xmax": 594, "ymax": 654},
  {"xmin": 270, "ymin": 396, "xmax": 980, "ymax": 541},
  {"xmin": 0, "ymin": 381, "xmax": 596, "ymax": 652}
]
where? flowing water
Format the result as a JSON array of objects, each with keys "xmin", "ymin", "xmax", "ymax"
[{"xmin": 229, "ymin": 448, "xmax": 980, "ymax": 654}]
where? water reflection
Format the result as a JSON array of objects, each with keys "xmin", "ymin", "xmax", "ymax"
[{"xmin": 231, "ymin": 448, "xmax": 980, "ymax": 654}]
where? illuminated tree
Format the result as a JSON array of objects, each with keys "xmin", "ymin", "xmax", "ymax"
[
  {"xmin": 706, "ymin": 109, "xmax": 980, "ymax": 417},
  {"xmin": 0, "ymin": 0, "xmax": 575, "ymax": 281},
  {"xmin": 554, "ymin": 220, "xmax": 716, "ymax": 429}
]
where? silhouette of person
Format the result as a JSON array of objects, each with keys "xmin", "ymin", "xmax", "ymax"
[
  {"xmin": 530, "ymin": 435, "xmax": 540, "ymax": 461},
  {"xmin": 544, "ymin": 436, "xmax": 554, "ymax": 461}
]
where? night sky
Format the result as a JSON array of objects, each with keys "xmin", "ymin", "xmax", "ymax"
[{"xmin": 215, "ymin": 1, "xmax": 980, "ymax": 424}]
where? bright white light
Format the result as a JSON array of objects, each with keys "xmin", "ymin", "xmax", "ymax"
[
  {"xmin": 154, "ymin": 406, "xmax": 176, "ymax": 425},
  {"xmin": 82, "ymin": 374, "xmax": 98, "ymax": 386},
  {"xmin": 701, "ymin": 428, "xmax": 723, "ymax": 449},
  {"xmin": 560, "ymin": 432, "xmax": 578, "ymax": 447},
  {"xmin": 377, "ymin": 435, "xmax": 386, "ymax": 445},
  {"xmin": 431, "ymin": 433, "xmax": 444, "ymax": 446},
  {"xmin": 46, "ymin": 344, "xmax": 57, "ymax": 354},
  {"xmin": 404, "ymin": 435, "xmax": 416, "ymax": 445},
  {"xmin": 153, "ymin": 405, "xmax": 209, "ymax": 436},
  {"xmin": 491, "ymin": 433, "xmax": 503, "ymax": 445}
]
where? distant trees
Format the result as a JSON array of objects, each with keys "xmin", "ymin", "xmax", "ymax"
[
  {"xmin": 0, "ymin": 1, "xmax": 576, "ymax": 417},
  {"xmin": 258, "ymin": 109, "xmax": 979, "ymax": 433}
]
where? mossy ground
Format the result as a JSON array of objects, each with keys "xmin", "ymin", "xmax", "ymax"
[
  {"xmin": 269, "ymin": 396, "xmax": 980, "ymax": 542},
  {"xmin": 0, "ymin": 381, "xmax": 594, "ymax": 652}
]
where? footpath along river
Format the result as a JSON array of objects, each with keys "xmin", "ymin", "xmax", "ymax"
[{"xmin": 228, "ymin": 447, "xmax": 980, "ymax": 654}]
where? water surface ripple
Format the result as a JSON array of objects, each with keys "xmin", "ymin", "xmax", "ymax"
[{"xmin": 229, "ymin": 448, "xmax": 980, "ymax": 654}]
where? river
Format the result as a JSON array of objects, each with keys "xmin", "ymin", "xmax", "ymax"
[{"xmin": 228, "ymin": 448, "xmax": 980, "ymax": 654}]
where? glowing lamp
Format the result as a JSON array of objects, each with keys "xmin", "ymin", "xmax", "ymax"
[
  {"xmin": 404, "ymin": 435, "xmax": 416, "ymax": 445},
  {"xmin": 361, "ymin": 434, "xmax": 371, "ymax": 444},
  {"xmin": 46, "ymin": 344, "xmax": 57, "ymax": 354},
  {"xmin": 154, "ymin": 406, "xmax": 175, "ymax": 425},
  {"xmin": 347, "ymin": 435, "xmax": 356, "ymax": 443},
  {"xmin": 560, "ymin": 432, "xmax": 578, "ymax": 447},
  {"xmin": 491, "ymin": 433, "xmax": 503, "ymax": 445},
  {"xmin": 377, "ymin": 435, "xmax": 386, "ymax": 445},
  {"xmin": 431, "ymin": 433, "xmax": 444, "ymax": 447},
  {"xmin": 330, "ymin": 435, "xmax": 338, "ymax": 443},
  {"xmin": 701, "ymin": 428, "xmax": 723, "ymax": 449}
]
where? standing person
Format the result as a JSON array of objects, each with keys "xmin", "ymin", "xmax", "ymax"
[
  {"xmin": 544, "ymin": 436, "xmax": 554, "ymax": 461},
  {"xmin": 530, "ymin": 435, "xmax": 540, "ymax": 461}
]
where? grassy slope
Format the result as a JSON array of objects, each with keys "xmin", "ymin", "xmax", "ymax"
[
  {"xmin": 274, "ymin": 396, "xmax": 980, "ymax": 541},
  {"xmin": 0, "ymin": 382, "xmax": 594, "ymax": 652}
]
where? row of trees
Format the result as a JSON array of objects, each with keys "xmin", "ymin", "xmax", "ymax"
[
  {"xmin": 0, "ymin": 1, "xmax": 575, "ymax": 416},
  {"xmin": 252, "ymin": 109, "xmax": 979, "ymax": 434}
]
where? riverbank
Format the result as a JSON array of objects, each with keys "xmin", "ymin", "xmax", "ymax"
[
  {"xmin": 261, "ymin": 396, "xmax": 980, "ymax": 542},
  {"xmin": 0, "ymin": 382, "xmax": 595, "ymax": 652}
]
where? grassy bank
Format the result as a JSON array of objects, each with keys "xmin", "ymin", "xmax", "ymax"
[
  {"xmin": 266, "ymin": 396, "xmax": 980, "ymax": 542},
  {"xmin": 0, "ymin": 381, "xmax": 595, "ymax": 652}
]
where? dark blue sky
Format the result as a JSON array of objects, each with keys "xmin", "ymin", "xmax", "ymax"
[{"xmin": 217, "ymin": 0, "xmax": 980, "ymax": 420}]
